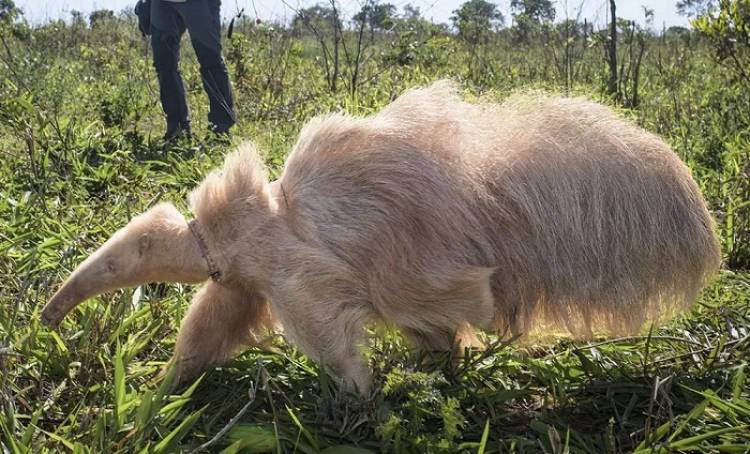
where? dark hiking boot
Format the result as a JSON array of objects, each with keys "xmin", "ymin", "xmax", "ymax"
[
  {"xmin": 205, "ymin": 123, "xmax": 232, "ymax": 144},
  {"xmin": 163, "ymin": 123, "xmax": 192, "ymax": 143}
]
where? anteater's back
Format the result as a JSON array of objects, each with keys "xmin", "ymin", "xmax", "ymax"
[
  {"xmin": 281, "ymin": 82, "xmax": 721, "ymax": 339},
  {"xmin": 475, "ymin": 94, "xmax": 721, "ymax": 337}
]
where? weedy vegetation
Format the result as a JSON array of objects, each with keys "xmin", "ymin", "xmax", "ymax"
[{"xmin": 1, "ymin": 0, "xmax": 749, "ymax": 452}]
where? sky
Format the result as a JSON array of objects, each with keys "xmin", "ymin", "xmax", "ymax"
[{"xmin": 16, "ymin": 0, "xmax": 691, "ymax": 30}]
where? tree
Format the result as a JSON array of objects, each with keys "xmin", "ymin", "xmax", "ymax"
[
  {"xmin": 0, "ymin": 0, "xmax": 20, "ymax": 23},
  {"xmin": 353, "ymin": 1, "xmax": 396, "ymax": 44},
  {"xmin": 396, "ymin": 3, "xmax": 441, "ymax": 32},
  {"xmin": 450, "ymin": 0, "xmax": 504, "ymax": 45},
  {"xmin": 292, "ymin": 4, "xmax": 343, "ymax": 92},
  {"xmin": 292, "ymin": 5, "xmax": 341, "ymax": 32},
  {"xmin": 402, "ymin": 4, "xmax": 422, "ymax": 21},
  {"xmin": 353, "ymin": 1, "xmax": 396, "ymax": 32},
  {"xmin": 606, "ymin": 0, "xmax": 618, "ymax": 98},
  {"xmin": 451, "ymin": 0, "xmax": 503, "ymax": 86},
  {"xmin": 88, "ymin": 9, "xmax": 114, "ymax": 28},
  {"xmin": 692, "ymin": 0, "xmax": 750, "ymax": 85},
  {"xmin": 70, "ymin": 10, "xmax": 85, "ymax": 26},
  {"xmin": 666, "ymin": 25, "xmax": 690, "ymax": 35},
  {"xmin": 0, "ymin": 0, "xmax": 27, "ymax": 40},
  {"xmin": 510, "ymin": 0, "xmax": 555, "ymax": 23},
  {"xmin": 511, "ymin": 0, "xmax": 555, "ymax": 41},
  {"xmin": 676, "ymin": 0, "xmax": 715, "ymax": 17}
]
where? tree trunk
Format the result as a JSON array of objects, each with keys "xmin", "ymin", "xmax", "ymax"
[
  {"xmin": 631, "ymin": 34, "xmax": 646, "ymax": 107},
  {"xmin": 330, "ymin": 0, "xmax": 341, "ymax": 93},
  {"xmin": 607, "ymin": 0, "xmax": 618, "ymax": 98}
]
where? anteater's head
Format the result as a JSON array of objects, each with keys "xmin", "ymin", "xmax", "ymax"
[{"xmin": 41, "ymin": 203, "xmax": 209, "ymax": 327}]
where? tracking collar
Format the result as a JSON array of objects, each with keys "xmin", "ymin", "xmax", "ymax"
[{"xmin": 187, "ymin": 219, "xmax": 223, "ymax": 282}]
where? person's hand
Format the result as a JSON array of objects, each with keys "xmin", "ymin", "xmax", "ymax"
[{"xmin": 134, "ymin": 0, "xmax": 152, "ymax": 37}]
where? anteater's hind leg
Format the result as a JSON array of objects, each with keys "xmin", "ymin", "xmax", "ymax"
[
  {"xmin": 383, "ymin": 265, "xmax": 496, "ymax": 360},
  {"xmin": 403, "ymin": 321, "xmax": 484, "ymax": 355}
]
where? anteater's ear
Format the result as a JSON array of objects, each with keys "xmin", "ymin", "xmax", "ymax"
[
  {"xmin": 189, "ymin": 141, "xmax": 270, "ymax": 222},
  {"xmin": 138, "ymin": 232, "xmax": 152, "ymax": 256}
]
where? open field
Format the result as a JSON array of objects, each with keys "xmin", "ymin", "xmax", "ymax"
[{"xmin": 1, "ymin": 2, "xmax": 749, "ymax": 452}]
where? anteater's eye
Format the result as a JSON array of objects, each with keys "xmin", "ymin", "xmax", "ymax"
[
  {"xmin": 138, "ymin": 234, "xmax": 152, "ymax": 256},
  {"xmin": 105, "ymin": 259, "xmax": 117, "ymax": 274}
]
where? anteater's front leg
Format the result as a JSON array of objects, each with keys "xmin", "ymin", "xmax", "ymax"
[{"xmin": 171, "ymin": 281, "xmax": 271, "ymax": 384}]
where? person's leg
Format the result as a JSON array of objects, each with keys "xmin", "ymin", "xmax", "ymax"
[
  {"xmin": 177, "ymin": 0, "xmax": 236, "ymax": 133},
  {"xmin": 150, "ymin": 0, "xmax": 191, "ymax": 138}
]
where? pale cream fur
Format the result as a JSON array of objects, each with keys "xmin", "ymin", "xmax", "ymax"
[{"xmin": 41, "ymin": 81, "xmax": 721, "ymax": 394}]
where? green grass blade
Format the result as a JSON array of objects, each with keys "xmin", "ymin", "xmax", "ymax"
[
  {"xmin": 477, "ymin": 419, "xmax": 490, "ymax": 454},
  {"xmin": 731, "ymin": 364, "xmax": 746, "ymax": 401},
  {"xmin": 114, "ymin": 342, "xmax": 127, "ymax": 431},
  {"xmin": 668, "ymin": 425, "xmax": 750, "ymax": 450},
  {"xmin": 667, "ymin": 398, "xmax": 709, "ymax": 442},
  {"xmin": 153, "ymin": 405, "xmax": 208, "ymax": 454}
]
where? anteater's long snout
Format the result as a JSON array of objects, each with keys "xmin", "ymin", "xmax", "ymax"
[
  {"xmin": 39, "ymin": 203, "xmax": 209, "ymax": 328},
  {"xmin": 41, "ymin": 268, "xmax": 97, "ymax": 327}
]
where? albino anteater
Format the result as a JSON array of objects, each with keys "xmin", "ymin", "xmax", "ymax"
[{"xmin": 41, "ymin": 81, "xmax": 721, "ymax": 394}]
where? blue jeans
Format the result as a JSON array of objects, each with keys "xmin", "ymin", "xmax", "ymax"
[{"xmin": 150, "ymin": 0, "xmax": 235, "ymax": 132}]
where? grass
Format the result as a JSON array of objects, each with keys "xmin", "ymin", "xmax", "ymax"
[
  {"xmin": 1, "ymin": 140, "xmax": 748, "ymax": 452},
  {"xmin": 1, "ymin": 5, "xmax": 750, "ymax": 453}
]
